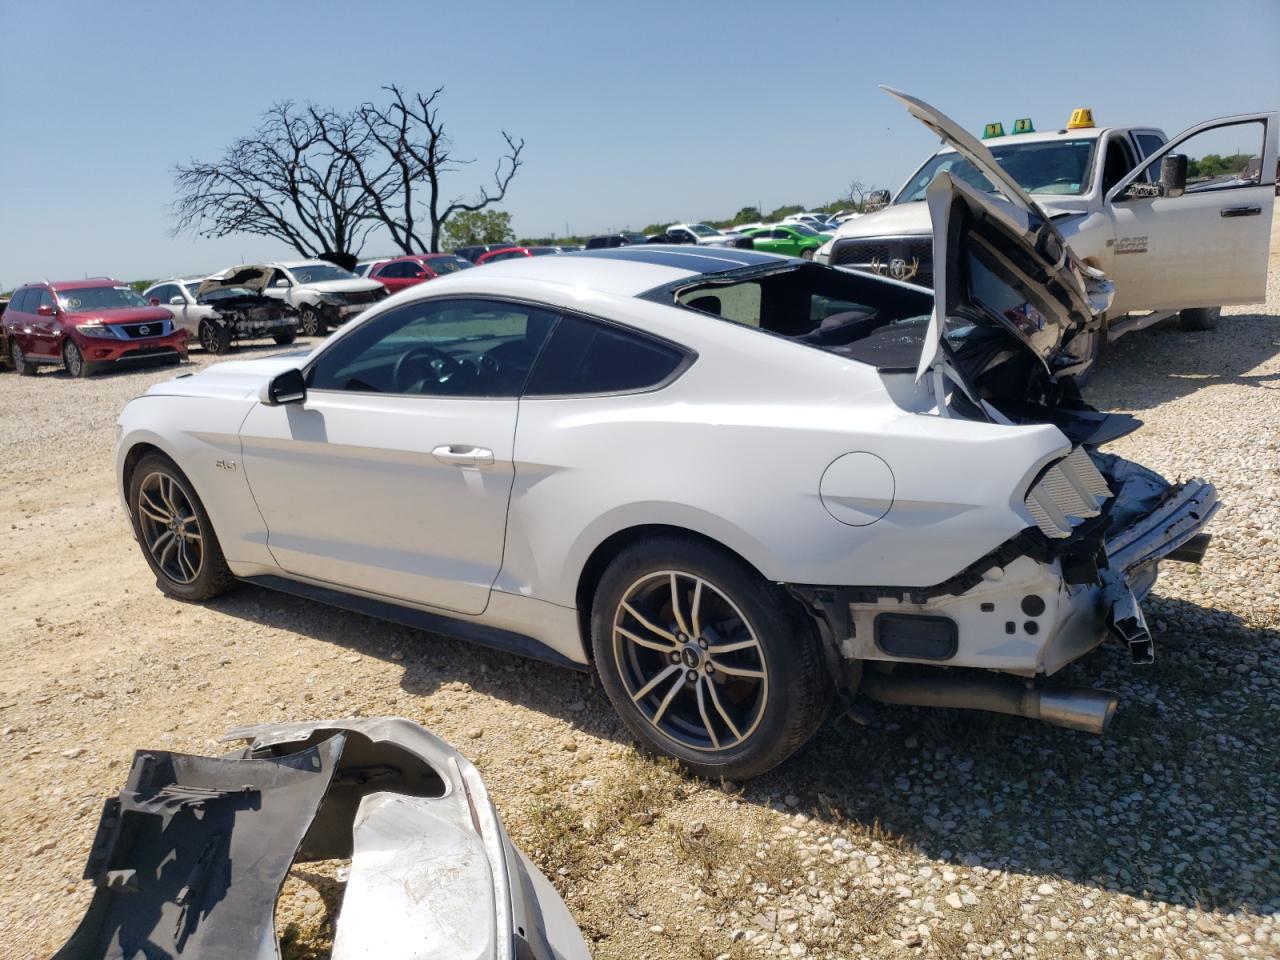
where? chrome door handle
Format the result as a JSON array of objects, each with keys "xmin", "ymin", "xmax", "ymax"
[
  {"xmin": 1220, "ymin": 205, "xmax": 1261, "ymax": 218},
  {"xmin": 431, "ymin": 444, "xmax": 494, "ymax": 468}
]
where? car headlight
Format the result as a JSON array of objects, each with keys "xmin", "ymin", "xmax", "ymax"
[
  {"xmin": 75, "ymin": 323, "xmax": 119, "ymax": 339},
  {"xmin": 319, "ymin": 293, "xmax": 346, "ymax": 304}
]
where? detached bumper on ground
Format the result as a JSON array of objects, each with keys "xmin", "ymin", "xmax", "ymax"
[{"xmin": 52, "ymin": 717, "xmax": 589, "ymax": 960}]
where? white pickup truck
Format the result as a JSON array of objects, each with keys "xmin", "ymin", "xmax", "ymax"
[{"xmin": 819, "ymin": 93, "xmax": 1277, "ymax": 368}]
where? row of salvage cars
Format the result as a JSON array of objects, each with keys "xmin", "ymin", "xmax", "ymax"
[{"xmin": 52, "ymin": 91, "xmax": 1276, "ymax": 956}]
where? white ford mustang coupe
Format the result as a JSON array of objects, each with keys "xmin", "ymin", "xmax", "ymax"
[{"xmin": 116, "ymin": 96, "xmax": 1220, "ymax": 780}]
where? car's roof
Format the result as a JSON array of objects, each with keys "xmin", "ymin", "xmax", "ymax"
[
  {"xmin": 455, "ymin": 245, "xmax": 785, "ymax": 297},
  {"xmin": 272, "ymin": 259, "xmax": 329, "ymax": 268}
]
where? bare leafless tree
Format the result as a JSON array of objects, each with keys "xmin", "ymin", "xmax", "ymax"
[
  {"xmin": 172, "ymin": 87, "xmax": 524, "ymax": 258},
  {"xmin": 845, "ymin": 179, "xmax": 878, "ymax": 209},
  {"xmin": 172, "ymin": 102, "xmax": 379, "ymax": 259},
  {"xmin": 348, "ymin": 85, "xmax": 524, "ymax": 253}
]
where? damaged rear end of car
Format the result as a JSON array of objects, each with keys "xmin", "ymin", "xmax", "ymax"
[
  {"xmin": 793, "ymin": 140, "xmax": 1216, "ymax": 732},
  {"xmin": 653, "ymin": 95, "xmax": 1221, "ymax": 737}
]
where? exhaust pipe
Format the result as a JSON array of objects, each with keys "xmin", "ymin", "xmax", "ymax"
[{"xmin": 859, "ymin": 671, "xmax": 1117, "ymax": 734}]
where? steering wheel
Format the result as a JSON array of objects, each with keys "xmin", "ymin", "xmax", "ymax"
[{"xmin": 393, "ymin": 344, "xmax": 459, "ymax": 392}]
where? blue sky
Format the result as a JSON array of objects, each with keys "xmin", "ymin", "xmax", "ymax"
[{"xmin": 1, "ymin": 0, "xmax": 1277, "ymax": 285}]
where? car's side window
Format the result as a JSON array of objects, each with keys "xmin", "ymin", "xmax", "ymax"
[
  {"xmin": 36, "ymin": 289, "xmax": 55, "ymax": 312},
  {"xmin": 11, "ymin": 290, "xmax": 31, "ymax": 313},
  {"xmin": 524, "ymin": 313, "xmax": 689, "ymax": 397},
  {"xmin": 151, "ymin": 284, "xmax": 175, "ymax": 303},
  {"xmin": 269, "ymin": 269, "xmax": 292, "ymax": 288},
  {"xmin": 308, "ymin": 298, "xmax": 557, "ymax": 398}
]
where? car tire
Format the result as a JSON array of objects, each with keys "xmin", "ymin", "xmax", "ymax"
[
  {"xmin": 299, "ymin": 306, "xmax": 327, "ymax": 337},
  {"xmin": 1178, "ymin": 306, "xmax": 1219, "ymax": 332},
  {"xmin": 199, "ymin": 320, "xmax": 233, "ymax": 355},
  {"xmin": 272, "ymin": 330, "xmax": 298, "ymax": 345},
  {"xmin": 127, "ymin": 452, "xmax": 235, "ymax": 603},
  {"xmin": 11, "ymin": 341, "xmax": 36, "ymax": 376},
  {"xmin": 63, "ymin": 340, "xmax": 92, "ymax": 378},
  {"xmin": 590, "ymin": 536, "xmax": 833, "ymax": 780},
  {"xmin": 800, "ymin": 248, "xmax": 815, "ymax": 261}
]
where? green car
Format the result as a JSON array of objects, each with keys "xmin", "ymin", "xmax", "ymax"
[{"xmin": 741, "ymin": 223, "xmax": 827, "ymax": 259}]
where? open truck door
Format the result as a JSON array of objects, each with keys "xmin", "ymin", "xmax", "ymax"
[{"xmin": 1104, "ymin": 112, "xmax": 1277, "ymax": 315}]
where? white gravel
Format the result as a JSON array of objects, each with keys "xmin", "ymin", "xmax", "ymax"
[{"xmin": 1, "ymin": 242, "xmax": 1278, "ymax": 959}]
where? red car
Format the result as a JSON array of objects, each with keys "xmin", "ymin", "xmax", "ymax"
[
  {"xmin": 475, "ymin": 246, "xmax": 534, "ymax": 266},
  {"xmin": 2, "ymin": 279, "xmax": 188, "ymax": 377},
  {"xmin": 367, "ymin": 253, "xmax": 474, "ymax": 293}
]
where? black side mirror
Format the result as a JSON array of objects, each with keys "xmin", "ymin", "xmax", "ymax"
[
  {"xmin": 1159, "ymin": 153, "xmax": 1187, "ymax": 199},
  {"xmin": 263, "ymin": 368, "xmax": 306, "ymax": 406}
]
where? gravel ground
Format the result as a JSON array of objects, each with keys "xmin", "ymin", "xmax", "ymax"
[{"xmin": 2, "ymin": 230, "xmax": 1278, "ymax": 959}]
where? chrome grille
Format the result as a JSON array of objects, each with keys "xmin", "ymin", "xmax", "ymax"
[
  {"xmin": 1025, "ymin": 447, "xmax": 1112, "ymax": 539},
  {"xmin": 830, "ymin": 236, "xmax": 933, "ymax": 287}
]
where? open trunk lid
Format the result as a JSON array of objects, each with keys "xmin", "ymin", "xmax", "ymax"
[{"xmin": 880, "ymin": 88, "xmax": 1113, "ymax": 379}]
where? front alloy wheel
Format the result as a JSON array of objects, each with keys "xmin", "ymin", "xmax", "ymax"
[
  {"xmin": 127, "ymin": 453, "xmax": 234, "ymax": 601},
  {"xmin": 63, "ymin": 340, "xmax": 90, "ymax": 378},
  {"xmin": 613, "ymin": 571, "xmax": 768, "ymax": 752},
  {"xmin": 299, "ymin": 306, "xmax": 327, "ymax": 337},
  {"xmin": 591, "ymin": 537, "xmax": 832, "ymax": 780}
]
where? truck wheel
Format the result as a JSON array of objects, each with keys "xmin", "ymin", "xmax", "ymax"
[
  {"xmin": 199, "ymin": 320, "xmax": 233, "ymax": 355},
  {"xmin": 299, "ymin": 307, "xmax": 327, "ymax": 337},
  {"xmin": 272, "ymin": 330, "xmax": 298, "ymax": 345},
  {"xmin": 1071, "ymin": 319, "xmax": 1106, "ymax": 388},
  {"xmin": 11, "ymin": 341, "xmax": 36, "ymax": 376},
  {"xmin": 63, "ymin": 340, "xmax": 93, "ymax": 378},
  {"xmin": 590, "ymin": 536, "xmax": 833, "ymax": 780},
  {"xmin": 1178, "ymin": 307, "xmax": 1219, "ymax": 332}
]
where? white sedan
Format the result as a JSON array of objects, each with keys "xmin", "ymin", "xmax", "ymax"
[{"xmin": 115, "ymin": 160, "xmax": 1218, "ymax": 779}]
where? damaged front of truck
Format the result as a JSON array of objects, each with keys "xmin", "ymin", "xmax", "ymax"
[{"xmin": 782, "ymin": 91, "xmax": 1220, "ymax": 732}]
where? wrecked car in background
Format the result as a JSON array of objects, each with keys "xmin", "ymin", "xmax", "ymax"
[
  {"xmin": 52, "ymin": 716, "xmax": 589, "ymax": 960},
  {"xmin": 146, "ymin": 269, "xmax": 299, "ymax": 354}
]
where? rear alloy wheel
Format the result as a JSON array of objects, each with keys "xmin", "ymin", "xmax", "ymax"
[
  {"xmin": 128, "ymin": 453, "xmax": 234, "ymax": 602},
  {"xmin": 591, "ymin": 537, "xmax": 832, "ymax": 780},
  {"xmin": 1178, "ymin": 306, "xmax": 1220, "ymax": 331},
  {"xmin": 11, "ymin": 341, "xmax": 36, "ymax": 376},
  {"xmin": 800, "ymin": 248, "xmax": 815, "ymax": 261},
  {"xmin": 299, "ymin": 306, "xmax": 327, "ymax": 337},
  {"xmin": 199, "ymin": 320, "xmax": 232, "ymax": 354},
  {"xmin": 63, "ymin": 340, "xmax": 92, "ymax": 378}
]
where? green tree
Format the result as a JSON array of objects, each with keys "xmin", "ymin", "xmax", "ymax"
[
  {"xmin": 730, "ymin": 206, "xmax": 763, "ymax": 224},
  {"xmin": 765, "ymin": 203, "xmax": 804, "ymax": 222},
  {"xmin": 442, "ymin": 209, "xmax": 515, "ymax": 250}
]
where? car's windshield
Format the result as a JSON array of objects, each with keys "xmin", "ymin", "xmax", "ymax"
[
  {"xmin": 790, "ymin": 224, "xmax": 821, "ymax": 237},
  {"xmin": 424, "ymin": 256, "xmax": 472, "ymax": 274},
  {"xmin": 286, "ymin": 263, "xmax": 356, "ymax": 283},
  {"xmin": 183, "ymin": 283, "xmax": 201, "ymax": 299},
  {"xmin": 896, "ymin": 138, "xmax": 1097, "ymax": 203},
  {"xmin": 55, "ymin": 286, "xmax": 149, "ymax": 311},
  {"xmin": 687, "ymin": 224, "xmax": 720, "ymax": 237}
]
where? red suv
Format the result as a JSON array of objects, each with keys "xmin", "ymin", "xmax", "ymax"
[
  {"xmin": 366, "ymin": 254, "xmax": 474, "ymax": 293},
  {"xmin": 2, "ymin": 279, "xmax": 188, "ymax": 377}
]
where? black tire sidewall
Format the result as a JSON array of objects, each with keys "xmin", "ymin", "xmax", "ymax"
[
  {"xmin": 12, "ymin": 341, "xmax": 34, "ymax": 375},
  {"xmin": 1179, "ymin": 307, "xmax": 1220, "ymax": 331},
  {"xmin": 63, "ymin": 341, "xmax": 89, "ymax": 378},
  {"xmin": 201, "ymin": 321, "xmax": 232, "ymax": 354},
  {"xmin": 300, "ymin": 307, "xmax": 325, "ymax": 337},
  {"xmin": 590, "ymin": 537, "xmax": 831, "ymax": 780},
  {"xmin": 127, "ymin": 453, "xmax": 233, "ymax": 602}
]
